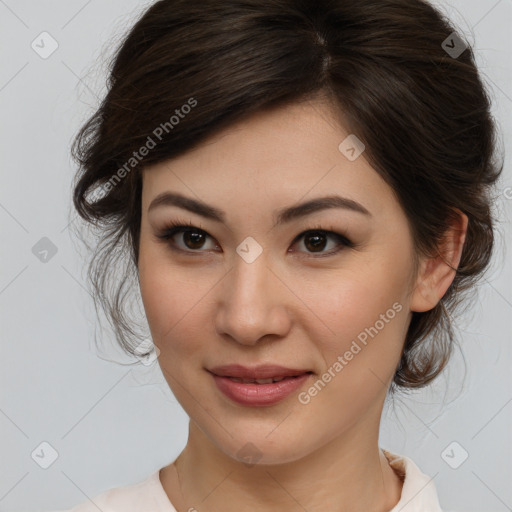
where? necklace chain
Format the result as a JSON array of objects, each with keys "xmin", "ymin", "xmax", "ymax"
[
  {"xmin": 172, "ymin": 451, "xmax": 399, "ymax": 510},
  {"xmin": 174, "ymin": 458, "xmax": 187, "ymax": 510}
]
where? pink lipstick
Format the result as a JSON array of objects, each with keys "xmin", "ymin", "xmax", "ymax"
[{"xmin": 208, "ymin": 364, "xmax": 313, "ymax": 406}]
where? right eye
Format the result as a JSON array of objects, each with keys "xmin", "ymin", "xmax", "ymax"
[{"xmin": 155, "ymin": 221, "xmax": 220, "ymax": 254}]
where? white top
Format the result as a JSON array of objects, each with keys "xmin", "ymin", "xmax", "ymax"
[{"xmin": 56, "ymin": 450, "xmax": 442, "ymax": 512}]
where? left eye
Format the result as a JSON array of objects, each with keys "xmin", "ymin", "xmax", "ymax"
[
  {"xmin": 292, "ymin": 229, "xmax": 353, "ymax": 255},
  {"xmin": 156, "ymin": 224, "xmax": 354, "ymax": 256}
]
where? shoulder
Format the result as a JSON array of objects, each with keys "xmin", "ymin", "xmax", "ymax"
[
  {"xmin": 383, "ymin": 450, "xmax": 444, "ymax": 512},
  {"xmin": 52, "ymin": 469, "xmax": 176, "ymax": 512}
]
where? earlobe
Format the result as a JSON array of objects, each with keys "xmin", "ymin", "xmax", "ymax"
[{"xmin": 410, "ymin": 209, "xmax": 468, "ymax": 313}]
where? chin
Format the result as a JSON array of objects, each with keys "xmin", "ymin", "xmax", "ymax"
[{"xmin": 209, "ymin": 426, "xmax": 316, "ymax": 467}]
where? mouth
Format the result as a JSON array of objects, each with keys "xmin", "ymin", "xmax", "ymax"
[
  {"xmin": 223, "ymin": 375, "xmax": 311, "ymax": 384},
  {"xmin": 207, "ymin": 364, "xmax": 314, "ymax": 406},
  {"xmin": 207, "ymin": 364, "xmax": 314, "ymax": 381}
]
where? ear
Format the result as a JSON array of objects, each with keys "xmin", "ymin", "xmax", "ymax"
[{"xmin": 410, "ymin": 209, "xmax": 468, "ymax": 313}]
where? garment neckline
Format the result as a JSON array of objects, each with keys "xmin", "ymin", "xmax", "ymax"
[{"xmin": 150, "ymin": 450, "xmax": 441, "ymax": 512}]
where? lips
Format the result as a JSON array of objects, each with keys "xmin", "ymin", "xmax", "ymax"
[
  {"xmin": 208, "ymin": 364, "xmax": 313, "ymax": 381},
  {"xmin": 208, "ymin": 365, "xmax": 314, "ymax": 406}
]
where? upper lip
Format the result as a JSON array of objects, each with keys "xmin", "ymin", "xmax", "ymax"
[{"xmin": 208, "ymin": 364, "xmax": 313, "ymax": 379}]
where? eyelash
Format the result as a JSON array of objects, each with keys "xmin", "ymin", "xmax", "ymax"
[{"xmin": 154, "ymin": 218, "xmax": 356, "ymax": 258}]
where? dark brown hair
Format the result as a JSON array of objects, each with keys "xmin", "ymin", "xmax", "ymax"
[{"xmin": 71, "ymin": 0, "xmax": 504, "ymax": 391}]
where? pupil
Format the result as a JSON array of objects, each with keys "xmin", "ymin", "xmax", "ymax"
[
  {"xmin": 184, "ymin": 231, "xmax": 205, "ymax": 249},
  {"xmin": 305, "ymin": 232, "xmax": 326, "ymax": 252}
]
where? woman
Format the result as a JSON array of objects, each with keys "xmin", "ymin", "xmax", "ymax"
[{"xmin": 63, "ymin": 0, "xmax": 503, "ymax": 510}]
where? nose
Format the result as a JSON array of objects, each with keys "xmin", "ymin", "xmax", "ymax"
[{"xmin": 214, "ymin": 252, "xmax": 292, "ymax": 346}]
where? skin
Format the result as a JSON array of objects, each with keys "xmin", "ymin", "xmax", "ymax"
[{"xmin": 137, "ymin": 98, "xmax": 468, "ymax": 512}]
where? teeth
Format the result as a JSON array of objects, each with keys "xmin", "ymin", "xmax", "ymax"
[{"xmin": 228, "ymin": 376, "xmax": 291, "ymax": 384}]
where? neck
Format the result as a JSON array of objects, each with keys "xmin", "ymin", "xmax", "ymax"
[{"xmin": 161, "ymin": 421, "xmax": 403, "ymax": 512}]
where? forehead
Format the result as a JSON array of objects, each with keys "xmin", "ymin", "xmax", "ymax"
[{"xmin": 141, "ymin": 100, "xmax": 394, "ymax": 217}]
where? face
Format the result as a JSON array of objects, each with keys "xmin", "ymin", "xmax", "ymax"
[{"xmin": 138, "ymin": 99, "xmax": 419, "ymax": 465}]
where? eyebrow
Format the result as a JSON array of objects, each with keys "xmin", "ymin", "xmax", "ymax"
[{"xmin": 147, "ymin": 191, "xmax": 372, "ymax": 226}]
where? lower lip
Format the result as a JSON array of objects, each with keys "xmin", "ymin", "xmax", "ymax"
[{"xmin": 211, "ymin": 373, "xmax": 312, "ymax": 406}]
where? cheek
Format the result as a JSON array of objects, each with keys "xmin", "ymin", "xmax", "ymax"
[
  {"xmin": 301, "ymin": 251, "xmax": 414, "ymax": 376},
  {"xmin": 295, "ymin": 276, "xmax": 410, "ymax": 420},
  {"xmin": 138, "ymin": 242, "xmax": 179, "ymax": 333},
  {"xmin": 308, "ymin": 281, "xmax": 406, "ymax": 373},
  {"xmin": 138, "ymin": 247, "xmax": 218, "ymax": 357}
]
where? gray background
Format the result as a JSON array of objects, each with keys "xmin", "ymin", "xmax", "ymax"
[{"xmin": 0, "ymin": 1, "xmax": 511, "ymax": 511}]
